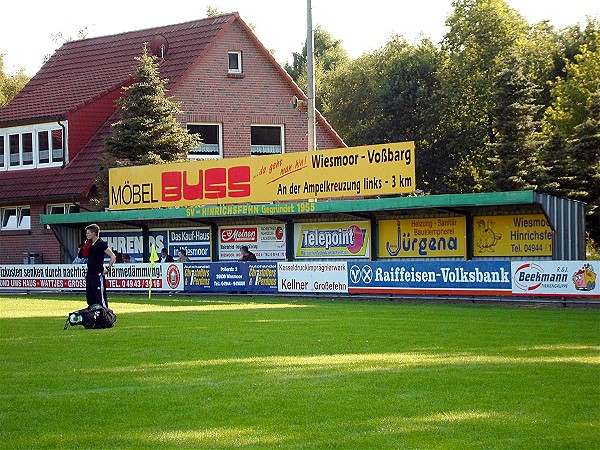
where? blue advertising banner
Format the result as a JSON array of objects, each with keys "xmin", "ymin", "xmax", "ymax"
[
  {"xmin": 347, "ymin": 261, "xmax": 512, "ymax": 296},
  {"xmin": 183, "ymin": 263, "xmax": 212, "ymax": 291},
  {"xmin": 102, "ymin": 228, "xmax": 211, "ymax": 261},
  {"xmin": 183, "ymin": 262, "xmax": 278, "ymax": 293}
]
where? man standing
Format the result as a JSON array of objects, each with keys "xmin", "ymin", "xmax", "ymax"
[
  {"xmin": 239, "ymin": 245, "xmax": 257, "ymax": 261},
  {"xmin": 160, "ymin": 248, "xmax": 175, "ymax": 262},
  {"xmin": 85, "ymin": 223, "xmax": 116, "ymax": 308}
]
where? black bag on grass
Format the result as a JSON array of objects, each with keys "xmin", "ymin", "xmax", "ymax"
[{"xmin": 64, "ymin": 304, "xmax": 116, "ymax": 330}]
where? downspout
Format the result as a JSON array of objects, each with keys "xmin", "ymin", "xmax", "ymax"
[{"xmin": 57, "ymin": 119, "xmax": 67, "ymax": 168}]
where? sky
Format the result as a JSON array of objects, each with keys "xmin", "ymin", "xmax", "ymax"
[{"xmin": 2, "ymin": 0, "xmax": 599, "ymax": 76}]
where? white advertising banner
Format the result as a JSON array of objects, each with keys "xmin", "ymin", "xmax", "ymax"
[
  {"xmin": 0, "ymin": 263, "xmax": 184, "ymax": 292},
  {"xmin": 511, "ymin": 261, "xmax": 599, "ymax": 297},
  {"xmin": 277, "ymin": 261, "xmax": 348, "ymax": 293},
  {"xmin": 218, "ymin": 225, "xmax": 286, "ymax": 260}
]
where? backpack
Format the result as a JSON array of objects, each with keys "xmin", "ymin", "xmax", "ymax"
[{"xmin": 64, "ymin": 304, "xmax": 116, "ymax": 330}]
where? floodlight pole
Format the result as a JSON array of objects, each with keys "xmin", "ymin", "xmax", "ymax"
[{"xmin": 307, "ymin": 0, "xmax": 316, "ymax": 152}]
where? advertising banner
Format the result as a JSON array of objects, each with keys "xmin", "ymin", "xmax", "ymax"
[
  {"xmin": 378, "ymin": 217, "xmax": 466, "ymax": 258},
  {"xmin": 278, "ymin": 262, "xmax": 348, "ymax": 293},
  {"xmin": 102, "ymin": 228, "xmax": 211, "ymax": 261},
  {"xmin": 473, "ymin": 214, "xmax": 553, "ymax": 257},
  {"xmin": 0, "ymin": 263, "xmax": 184, "ymax": 291},
  {"xmin": 294, "ymin": 221, "xmax": 371, "ymax": 259},
  {"xmin": 109, "ymin": 142, "xmax": 416, "ymax": 210},
  {"xmin": 183, "ymin": 262, "xmax": 278, "ymax": 293},
  {"xmin": 347, "ymin": 261, "xmax": 512, "ymax": 296},
  {"xmin": 511, "ymin": 261, "xmax": 599, "ymax": 297},
  {"xmin": 218, "ymin": 225, "xmax": 286, "ymax": 260}
]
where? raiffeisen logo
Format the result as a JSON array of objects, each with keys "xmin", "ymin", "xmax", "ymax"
[
  {"xmin": 514, "ymin": 262, "xmax": 568, "ymax": 291},
  {"xmin": 221, "ymin": 228, "xmax": 257, "ymax": 243},
  {"xmin": 301, "ymin": 225, "xmax": 365, "ymax": 254}
]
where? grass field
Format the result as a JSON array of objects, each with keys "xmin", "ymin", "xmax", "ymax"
[{"xmin": 0, "ymin": 294, "xmax": 598, "ymax": 449}]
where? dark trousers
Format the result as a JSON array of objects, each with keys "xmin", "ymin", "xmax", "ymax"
[{"xmin": 85, "ymin": 271, "xmax": 108, "ymax": 308}]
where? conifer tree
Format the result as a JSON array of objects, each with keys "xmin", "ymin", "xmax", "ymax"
[
  {"xmin": 486, "ymin": 56, "xmax": 543, "ymax": 191},
  {"xmin": 95, "ymin": 45, "xmax": 199, "ymax": 207},
  {"xmin": 538, "ymin": 131, "xmax": 575, "ymax": 197},
  {"xmin": 569, "ymin": 92, "xmax": 600, "ymax": 242},
  {"xmin": 104, "ymin": 45, "xmax": 199, "ymax": 163}
]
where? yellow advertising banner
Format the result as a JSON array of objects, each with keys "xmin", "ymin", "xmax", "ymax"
[
  {"xmin": 378, "ymin": 217, "xmax": 467, "ymax": 258},
  {"xmin": 108, "ymin": 142, "xmax": 415, "ymax": 210},
  {"xmin": 294, "ymin": 221, "xmax": 371, "ymax": 259},
  {"xmin": 473, "ymin": 214, "xmax": 553, "ymax": 257}
]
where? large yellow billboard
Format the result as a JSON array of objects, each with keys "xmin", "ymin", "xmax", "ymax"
[
  {"xmin": 473, "ymin": 214, "xmax": 553, "ymax": 257},
  {"xmin": 109, "ymin": 142, "xmax": 415, "ymax": 210},
  {"xmin": 378, "ymin": 217, "xmax": 467, "ymax": 258}
]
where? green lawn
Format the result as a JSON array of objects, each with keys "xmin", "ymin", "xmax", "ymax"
[{"xmin": 0, "ymin": 294, "xmax": 598, "ymax": 449}]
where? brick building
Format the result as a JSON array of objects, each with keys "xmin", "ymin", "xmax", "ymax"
[{"xmin": 0, "ymin": 13, "xmax": 345, "ymax": 264}]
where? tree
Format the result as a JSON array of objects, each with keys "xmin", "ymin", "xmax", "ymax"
[
  {"xmin": 516, "ymin": 20, "xmax": 561, "ymax": 111},
  {"xmin": 366, "ymin": 37, "xmax": 449, "ymax": 192},
  {"xmin": 95, "ymin": 45, "xmax": 199, "ymax": 206},
  {"xmin": 440, "ymin": 0, "xmax": 530, "ymax": 191},
  {"xmin": 485, "ymin": 56, "xmax": 543, "ymax": 191},
  {"xmin": 319, "ymin": 52, "xmax": 383, "ymax": 146},
  {"xmin": 544, "ymin": 32, "xmax": 600, "ymax": 138},
  {"xmin": 284, "ymin": 25, "xmax": 348, "ymax": 111},
  {"xmin": 206, "ymin": 6, "xmax": 227, "ymax": 17},
  {"xmin": 321, "ymin": 36, "xmax": 452, "ymax": 193},
  {"xmin": 538, "ymin": 131, "xmax": 575, "ymax": 198},
  {"xmin": 0, "ymin": 54, "xmax": 29, "ymax": 107},
  {"xmin": 568, "ymin": 92, "xmax": 600, "ymax": 242}
]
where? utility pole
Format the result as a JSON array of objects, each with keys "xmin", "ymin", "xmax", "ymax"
[{"xmin": 306, "ymin": 0, "xmax": 316, "ymax": 152}]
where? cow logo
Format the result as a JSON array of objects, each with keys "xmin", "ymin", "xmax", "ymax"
[{"xmin": 166, "ymin": 264, "xmax": 181, "ymax": 289}]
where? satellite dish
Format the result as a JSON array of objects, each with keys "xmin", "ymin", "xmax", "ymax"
[{"xmin": 149, "ymin": 35, "xmax": 169, "ymax": 58}]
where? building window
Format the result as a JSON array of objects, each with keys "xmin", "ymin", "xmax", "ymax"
[
  {"xmin": 0, "ymin": 135, "xmax": 4, "ymax": 169},
  {"xmin": 47, "ymin": 203, "xmax": 79, "ymax": 215},
  {"xmin": 45, "ymin": 203, "xmax": 79, "ymax": 229},
  {"xmin": 228, "ymin": 51, "xmax": 242, "ymax": 74},
  {"xmin": 51, "ymin": 129, "xmax": 64, "ymax": 163},
  {"xmin": 0, "ymin": 122, "xmax": 66, "ymax": 171},
  {"xmin": 251, "ymin": 125, "xmax": 284, "ymax": 155},
  {"xmin": 9, "ymin": 134, "xmax": 20, "ymax": 167},
  {"xmin": 38, "ymin": 131, "xmax": 50, "ymax": 164},
  {"xmin": 22, "ymin": 133, "xmax": 33, "ymax": 166},
  {"xmin": 1, "ymin": 206, "xmax": 30, "ymax": 230},
  {"xmin": 186, "ymin": 124, "xmax": 222, "ymax": 158}
]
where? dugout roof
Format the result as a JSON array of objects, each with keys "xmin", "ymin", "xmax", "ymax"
[{"xmin": 40, "ymin": 190, "xmax": 586, "ymax": 260}]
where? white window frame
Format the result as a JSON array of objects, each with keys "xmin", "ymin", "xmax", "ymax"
[
  {"xmin": 46, "ymin": 203, "xmax": 79, "ymax": 228},
  {"xmin": 250, "ymin": 124, "xmax": 285, "ymax": 155},
  {"xmin": 0, "ymin": 134, "xmax": 4, "ymax": 169},
  {"xmin": 1, "ymin": 205, "xmax": 31, "ymax": 230},
  {"xmin": 228, "ymin": 51, "xmax": 242, "ymax": 74},
  {"xmin": 46, "ymin": 203, "xmax": 80, "ymax": 215},
  {"xmin": 0, "ymin": 121, "xmax": 68, "ymax": 171},
  {"xmin": 186, "ymin": 123, "xmax": 223, "ymax": 159}
]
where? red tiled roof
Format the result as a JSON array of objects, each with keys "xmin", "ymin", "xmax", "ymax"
[
  {"xmin": 0, "ymin": 14, "xmax": 236, "ymax": 124},
  {"xmin": 0, "ymin": 14, "xmax": 238, "ymax": 201},
  {"xmin": 0, "ymin": 12, "xmax": 345, "ymax": 203}
]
